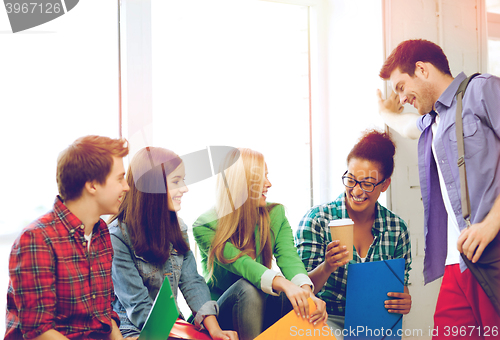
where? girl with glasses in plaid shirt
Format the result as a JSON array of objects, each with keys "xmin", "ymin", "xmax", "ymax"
[{"xmin": 295, "ymin": 130, "xmax": 413, "ymax": 340}]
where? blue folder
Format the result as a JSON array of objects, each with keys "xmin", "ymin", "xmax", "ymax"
[{"xmin": 344, "ymin": 258, "xmax": 405, "ymax": 340}]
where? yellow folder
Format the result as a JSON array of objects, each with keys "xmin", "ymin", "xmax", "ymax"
[{"xmin": 254, "ymin": 298, "xmax": 336, "ymax": 339}]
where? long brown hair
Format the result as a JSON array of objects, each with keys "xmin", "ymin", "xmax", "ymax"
[
  {"xmin": 207, "ymin": 148, "xmax": 276, "ymax": 278},
  {"xmin": 109, "ymin": 147, "xmax": 189, "ymax": 264}
]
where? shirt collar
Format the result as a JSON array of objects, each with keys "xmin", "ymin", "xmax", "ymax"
[
  {"xmin": 340, "ymin": 193, "xmax": 384, "ymax": 235},
  {"xmin": 338, "ymin": 193, "xmax": 350, "ymax": 219},
  {"xmin": 54, "ymin": 195, "xmax": 104, "ymax": 235},
  {"xmin": 435, "ymin": 72, "xmax": 466, "ymax": 113}
]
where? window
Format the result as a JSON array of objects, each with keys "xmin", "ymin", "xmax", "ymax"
[
  {"xmin": 120, "ymin": 0, "xmax": 316, "ymax": 317},
  {"xmin": 120, "ymin": 0, "xmax": 384, "ymax": 313},
  {"xmin": 0, "ymin": 1, "xmax": 120, "ymax": 236},
  {"xmin": 121, "ymin": 0, "xmax": 385, "ymax": 231},
  {"xmin": 149, "ymin": 0, "xmax": 311, "ymax": 230},
  {"xmin": 0, "ymin": 0, "xmax": 120, "ymax": 336}
]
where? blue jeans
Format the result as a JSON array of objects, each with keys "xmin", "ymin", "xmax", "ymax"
[
  {"xmin": 326, "ymin": 314, "xmax": 345, "ymax": 340},
  {"xmin": 217, "ymin": 278, "xmax": 292, "ymax": 340}
]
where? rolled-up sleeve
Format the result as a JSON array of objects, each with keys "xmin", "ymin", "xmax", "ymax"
[{"xmin": 260, "ymin": 269, "xmax": 284, "ymax": 296}]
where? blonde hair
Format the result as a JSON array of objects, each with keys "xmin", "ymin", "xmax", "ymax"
[{"xmin": 207, "ymin": 148, "xmax": 276, "ymax": 278}]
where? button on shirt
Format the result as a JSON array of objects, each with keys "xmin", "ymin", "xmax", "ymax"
[
  {"xmin": 295, "ymin": 193, "xmax": 412, "ymax": 316},
  {"xmin": 5, "ymin": 196, "xmax": 119, "ymax": 339},
  {"xmin": 416, "ymin": 73, "xmax": 500, "ymax": 284}
]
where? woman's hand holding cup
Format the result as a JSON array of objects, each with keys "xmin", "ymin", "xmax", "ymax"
[{"xmin": 323, "ymin": 240, "xmax": 350, "ymax": 274}]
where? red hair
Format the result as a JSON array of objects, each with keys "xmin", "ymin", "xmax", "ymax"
[{"xmin": 57, "ymin": 135, "xmax": 129, "ymax": 201}]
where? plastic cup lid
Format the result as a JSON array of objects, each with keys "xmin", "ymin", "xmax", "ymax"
[{"xmin": 328, "ymin": 218, "xmax": 354, "ymax": 227}]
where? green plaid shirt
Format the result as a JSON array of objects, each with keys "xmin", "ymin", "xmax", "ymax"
[{"xmin": 295, "ymin": 193, "xmax": 412, "ymax": 316}]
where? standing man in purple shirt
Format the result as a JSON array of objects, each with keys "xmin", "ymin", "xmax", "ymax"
[{"xmin": 377, "ymin": 39, "xmax": 500, "ymax": 339}]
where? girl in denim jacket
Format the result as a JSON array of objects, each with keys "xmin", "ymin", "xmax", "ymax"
[{"xmin": 108, "ymin": 147, "xmax": 237, "ymax": 340}]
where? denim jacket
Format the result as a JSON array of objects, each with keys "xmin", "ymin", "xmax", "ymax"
[{"xmin": 109, "ymin": 219, "xmax": 218, "ymax": 335}]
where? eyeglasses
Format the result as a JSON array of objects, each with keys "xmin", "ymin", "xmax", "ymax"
[{"xmin": 341, "ymin": 171, "xmax": 386, "ymax": 193}]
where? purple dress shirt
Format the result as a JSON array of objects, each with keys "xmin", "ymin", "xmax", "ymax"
[{"xmin": 416, "ymin": 72, "xmax": 500, "ymax": 284}]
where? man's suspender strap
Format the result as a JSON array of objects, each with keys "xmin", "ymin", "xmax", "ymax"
[{"xmin": 455, "ymin": 72, "xmax": 480, "ymax": 226}]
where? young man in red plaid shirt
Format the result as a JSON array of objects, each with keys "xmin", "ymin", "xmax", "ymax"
[{"xmin": 5, "ymin": 135, "xmax": 131, "ymax": 340}]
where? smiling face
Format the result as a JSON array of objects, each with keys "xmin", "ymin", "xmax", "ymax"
[
  {"xmin": 390, "ymin": 65, "xmax": 437, "ymax": 116},
  {"xmin": 258, "ymin": 164, "xmax": 272, "ymax": 207},
  {"xmin": 166, "ymin": 162, "xmax": 188, "ymax": 212},
  {"xmin": 94, "ymin": 156, "xmax": 129, "ymax": 216},
  {"xmin": 344, "ymin": 158, "xmax": 390, "ymax": 215}
]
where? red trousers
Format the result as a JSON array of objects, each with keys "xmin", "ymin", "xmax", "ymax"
[{"xmin": 432, "ymin": 264, "xmax": 500, "ymax": 340}]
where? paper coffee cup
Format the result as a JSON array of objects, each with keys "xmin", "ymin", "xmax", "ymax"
[{"xmin": 329, "ymin": 219, "xmax": 354, "ymax": 261}]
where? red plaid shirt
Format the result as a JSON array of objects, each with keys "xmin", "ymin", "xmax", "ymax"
[{"xmin": 5, "ymin": 196, "xmax": 119, "ymax": 339}]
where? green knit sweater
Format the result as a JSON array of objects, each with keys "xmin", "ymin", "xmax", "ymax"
[{"xmin": 193, "ymin": 204, "xmax": 310, "ymax": 300}]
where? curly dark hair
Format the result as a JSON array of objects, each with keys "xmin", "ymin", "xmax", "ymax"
[{"xmin": 347, "ymin": 129, "xmax": 396, "ymax": 179}]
